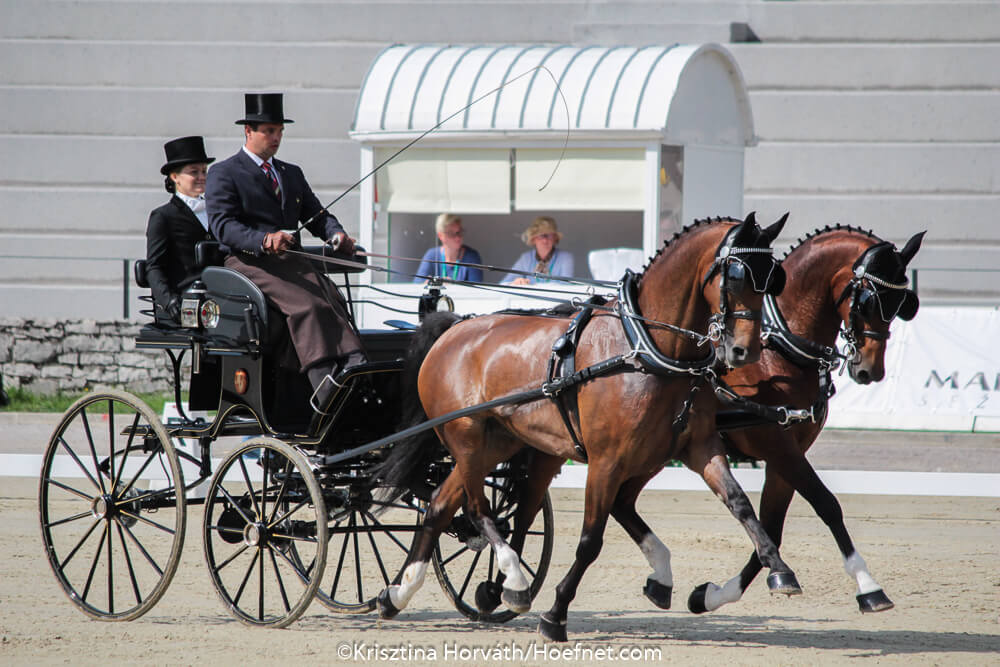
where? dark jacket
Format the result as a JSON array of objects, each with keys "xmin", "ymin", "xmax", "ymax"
[
  {"xmin": 145, "ymin": 196, "xmax": 214, "ymax": 315},
  {"xmin": 205, "ymin": 150, "xmax": 344, "ymax": 254}
]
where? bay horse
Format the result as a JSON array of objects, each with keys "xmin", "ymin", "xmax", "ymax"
[
  {"xmin": 376, "ymin": 214, "xmax": 797, "ymax": 642},
  {"xmin": 684, "ymin": 226, "xmax": 924, "ymax": 615}
]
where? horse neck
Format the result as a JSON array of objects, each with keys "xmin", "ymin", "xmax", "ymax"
[
  {"xmin": 778, "ymin": 234, "xmax": 875, "ymax": 348},
  {"xmin": 636, "ymin": 227, "xmax": 718, "ymax": 359}
]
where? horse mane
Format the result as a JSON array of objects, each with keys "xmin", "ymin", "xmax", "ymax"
[
  {"xmin": 783, "ymin": 223, "xmax": 883, "ymax": 260},
  {"xmin": 637, "ymin": 216, "xmax": 742, "ymax": 286}
]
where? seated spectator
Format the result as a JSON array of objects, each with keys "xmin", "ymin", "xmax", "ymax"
[
  {"xmin": 503, "ymin": 216, "xmax": 574, "ymax": 285},
  {"xmin": 145, "ymin": 135, "xmax": 216, "ymax": 322},
  {"xmin": 413, "ymin": 213, "xmax": 483, "ymax": 283}
]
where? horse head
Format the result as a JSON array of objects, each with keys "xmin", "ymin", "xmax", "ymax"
[
  {"xmin": 834, "ymin": 231, "xmax": 924, "ymax": 383},
  {"xmin": 701, "ymin": 212, "xmax": 788, "ymax": 368}
]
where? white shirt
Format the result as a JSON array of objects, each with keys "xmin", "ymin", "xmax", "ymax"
[
  {"xmin": 176, "ymin": 192, "xmax": 209, "ymax": 231},
  {"xmin": 242, "ymin": 145, "xmax": 283, "ymax": 201}
]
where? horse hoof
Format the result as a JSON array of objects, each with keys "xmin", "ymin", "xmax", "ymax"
[
  {"xmin": 538, "ymin": 613, "xmax": 568, "ymax": 643},
  {"xmin": 377, "ymin": 588, "xmax": 400, "ymax": 620},
  {"xmin": 688, "ymin": 583, "xmax": 710, "ymax": 614},
  {"xmin": 475, "ymin": 581, "xmax": 502, "ymax": 614},
  {"xmin": 857, "ymin": 589, "xmax": 894, "ymax": 613},
  {"xmin": 501, "ymin": 587, "xmax": 531, "ymax": 614},
  {"xmin": 643, "ymin": 578, "xmax": 672, "ymax": 610},
  {"xmin": 767, "ymin": 571, "xmax": 802, "ymax": 596}
]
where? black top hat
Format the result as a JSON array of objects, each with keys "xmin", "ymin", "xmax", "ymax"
[
  {"xmin": 160, "ymin": 136, "xmax": 215, "ymax": 175},
  {"xmin": 235, "ymin": 93, "xmax": 294, "ymax": 125}
]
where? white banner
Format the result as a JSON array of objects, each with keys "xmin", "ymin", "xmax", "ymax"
[{"xmin": 826, "ymin": 306, "xmax": 1000, "ymax": 432}]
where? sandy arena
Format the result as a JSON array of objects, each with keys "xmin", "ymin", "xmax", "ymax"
[{"xmin": 2, "ymin": 473, "xmax": 997, "ymax": 666}]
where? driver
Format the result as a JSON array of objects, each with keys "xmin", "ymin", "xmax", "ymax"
[{"xmin": 206, "ymin": 93, "xmax": 366, "ymax": 412}]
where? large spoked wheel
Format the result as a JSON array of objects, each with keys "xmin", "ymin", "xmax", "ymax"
[
  {"xmin": 38, "ymin": 389, "xmax": 186, "ymax": 621},
  {"xmin": 314, "ymin": 486, "xmax": 424, "ymax": 614},
  {"xmin": 432, "ymin": 469, "xmax": 554, "ymax": 623},
  {"xmin": 202, "ymin": 437, "xmax": 327, "ymax": 628}
]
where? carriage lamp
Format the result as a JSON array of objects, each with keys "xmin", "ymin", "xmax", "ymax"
[
  {"xmin": 199, "ymin": 299, "xmax": 221, "ymax": 329},
  {"xmin": 418, "ymin": 282, "xmax": 455, "ymax": 321},
  {"xmin": 234, "ymin": 368, "xmax": 249, "ymax": 395},
  {"xmin": 180, "ymin": 297, "xmax": 200, "ymax": 328}
]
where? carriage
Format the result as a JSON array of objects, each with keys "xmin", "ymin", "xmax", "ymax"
[{"xmin": 37, "ymin": 242, "xmax": 554, "ymax": 628}]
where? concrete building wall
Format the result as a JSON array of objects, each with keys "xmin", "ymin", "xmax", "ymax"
[{"xmin": 2, "ymin": 0, "xmax": 996, "ymax": 318}]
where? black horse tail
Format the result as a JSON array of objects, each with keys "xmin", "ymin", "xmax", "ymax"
[{"xmin": 373, "ymin": 312, "xmax": 464, "ymax": 504}]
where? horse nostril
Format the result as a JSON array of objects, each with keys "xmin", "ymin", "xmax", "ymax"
[
  {"xmin": 856, "ymin": 369, "xmax": 871, "ymax": 384},
  {"xmin": 731, "ymin": 346, "xmax": 747, "ymax": 361}
]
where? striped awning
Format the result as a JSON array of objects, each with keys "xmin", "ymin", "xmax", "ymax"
[{"xmin": 351, "ymin": 43, "xmax": 755, "ymax": 146}]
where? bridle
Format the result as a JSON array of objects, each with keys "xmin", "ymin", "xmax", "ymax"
[{"xmin": 701, "ymin": 227, "xmax": 786, "ymax": 343}]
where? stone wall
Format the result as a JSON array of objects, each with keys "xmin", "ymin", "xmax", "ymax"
[{"xmin": 0, "ymin": 318, "xmax": 175, "ymax": 396}]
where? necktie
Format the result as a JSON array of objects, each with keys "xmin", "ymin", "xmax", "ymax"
[{"xmin": 261, "ymin": 161, "xmax": 281, "ymax": 199}]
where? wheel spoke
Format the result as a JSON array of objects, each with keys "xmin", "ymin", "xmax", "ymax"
[
  {"xmin": 238, "ymin": 455, "xmax": 262, "ymax": 520},
  {"xmin": 58, "ymin": 436, "xmax": 104, "ymax": 494},
  {"xmin": 115, "ymin": 522, "xmax": 143, "ymax": 607},
  {"xmin": 438, "ymin": 544, "xmax": 470, "ymax": 568},
  {"xmin": 518, "ymin": 554, "xmax": 538, "ymax": 579},
  {"xmin": 456, "ymin": 548, "xmax": 482, "ymax": 600},
  {"xmin": 258, "ymin": 546, "xmax": 265, "ymax": 621},
  {"xmin": 217, "ymin": 485, "xmax": 255, "ymax": 525},
  {"xmin": 81, "ymin": 522, "xmax": 109, "ymax": 603},
  {"xmin": 268, "ymin": 499, "xmax": 309, "ymax": 529},
  {"xmin": 360, "ymin": 512, "xmax": 391, "ymax": 588},
  {"xmin": 116, "ymin": 449, "xmax": 160, "ymax": 500},
  {"xmin": 268, "ymin": 547, "xmax": 291, "ymax": 613},
  {"xmin": 212, "ymin": 543, "xmax": 251, "ymax": 574},
  {"xmin": 58, "ymin": 518, "xmax": 102, "ymax": 570},
  {"xmin": 106, "ymin": 518, "xmax": 115, "ymax": 614},
  {"xmin": 363, "ymin": 511, "xmax": 412, "ymax": 554},
  {"xmin": 113, "ymin": 411, "xmax": 142, "ymax": 490},
  {"xmin": 79, "ymin": 409, "xmax": 107, "ymax": 495},
  {"xmin": 232, "ymin": 549, "xmax": 260, "ymax": 606},
  {"xmin": 260, "ymin": 449, "xmax": 271, "ymax": 527},
  {"xmin": 119, "ymin": 521, "xmax": 165, "ymax": 576},
  {"xmin": 45, "ymin": 509, "xmax": 95, "ymax": 530},
  {"xmin": 351, "ymin": 514, "xmax": 364, "ymax": 604},
  {"xmin": 267, "ymin": 460, "xmax": 292, "ymax": 525},
  {"xmin": 329, "ymin": 527, "xmax": 351, "ymax": 598},
  {"xmin": 120, "ymin": 509, "xmax": 176, "ymax": 536}
]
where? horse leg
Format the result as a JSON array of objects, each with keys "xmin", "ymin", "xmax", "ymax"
[
  {"xmin": 609, "ymin": 475, "xmax": 674, "ymax": 609},
  {"xmin": 689, "ymin": 466, "xmax": 794, "ymax": 613},
  {"xmin": 684, "ymin": 448, "xmax": 802, "ymax": 598},
  {"xmin": 475, "ymin": 451, "xmax": 564, "ymax": 615},
  {"xmin": 538, "ymin": 470, "xmax": 618, "ymax": 643},
  {"xmin": 765, "ymin": 451, "xmax": 894, "ymax": 613},
  {"xmin": 378, "ymin": 470, "xmax": 465, "ymax": 619}
]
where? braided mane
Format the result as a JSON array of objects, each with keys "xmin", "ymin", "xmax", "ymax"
[
  {"xmin": 637, "ymin": 216, "xmax": 742, "ymax": 284},
  {"xmin": 783, "ymin": 224, "xmax": 882, "ymax": 260}
]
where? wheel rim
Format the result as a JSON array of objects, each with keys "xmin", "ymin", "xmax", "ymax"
[
  {"xmin": 38, "ymin": 390, "xmax": 186, "ymax": 621},
  {"xmin": 202, "ymin": 438, "xmax": 327, "ymax": 628},
  {"xmin": 432, "ymin": 473, "xmax": 553, "ymax": 623},
  {"xmin": 314, "ymin": 488, "xmax": 424, "ymax": 613}
]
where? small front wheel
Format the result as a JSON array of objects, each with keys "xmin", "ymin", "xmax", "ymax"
[{"xmin": 202, "ymin": 437, "xmax": 327, "ymax": 628}]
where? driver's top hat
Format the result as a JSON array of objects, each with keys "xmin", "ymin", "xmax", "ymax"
[{"xmin": 235, "ymin": 93, "xmax": 294, "ymax": 125}]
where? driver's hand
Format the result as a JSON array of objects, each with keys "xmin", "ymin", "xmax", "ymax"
[
  {"xmin": 263, "ymin": 231, "xmax": 294, "ymax": 255},
  {"xmin": 332, "ymin": 232, "xmax": 356, "ymax": 256}
]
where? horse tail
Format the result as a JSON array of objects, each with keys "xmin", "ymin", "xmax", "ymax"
[{"xmin": 373, "ymin": 312, "xmax": 464, "ymax": 503}]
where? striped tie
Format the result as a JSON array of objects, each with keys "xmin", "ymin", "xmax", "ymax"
[{"xmin": 261, "ymin": 161, "xmax": 281, "ymax": 199}]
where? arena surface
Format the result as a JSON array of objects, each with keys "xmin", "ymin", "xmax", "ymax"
[{"xmin": 2, "ymin": 470, "xmax": 997, "ymax": 665}]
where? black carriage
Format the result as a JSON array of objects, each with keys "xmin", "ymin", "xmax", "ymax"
[{"xmin": 38, "ymin": 243, "xmax": 553, "ymax": 627}]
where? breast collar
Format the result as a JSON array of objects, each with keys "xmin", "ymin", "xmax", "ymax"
[
  {"xmin": 618, "ymin": 270, "xmax": 717, "ymax": 376},
  {"xmin": 761, "ymin": 294, "xmax": 842, "ymax": 370}
]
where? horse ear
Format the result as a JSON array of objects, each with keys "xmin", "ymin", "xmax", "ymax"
[
  {"xmin": 898, "ymin": 231, "xmax": 926, "ymax": 266},
  {"xmin": 741, "ymin": 211, "xmax": 757, "ymax": 229},
  {"xmin": 761, "ymin": 212, "xmax": 789, "ymax": 243}
]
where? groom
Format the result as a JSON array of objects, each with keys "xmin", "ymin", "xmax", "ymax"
[{"xmin": 206, "ymin": 92, "xmax": 365, "ymax": 412}]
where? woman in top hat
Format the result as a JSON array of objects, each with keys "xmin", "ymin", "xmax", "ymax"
[
  {"xmin": 502, "ymin": 216, "xmax": 574, "ymax": 285},
  {"xmin": 145, "ymin": 135, "xmax": 216, "ymax": 322}
]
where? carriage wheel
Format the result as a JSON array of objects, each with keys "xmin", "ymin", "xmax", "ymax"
[
  {"xmin": 202, "ymin": 437, "xmax": 327, "ymax": 628},
  {"xmin": 313, "ymin": 487, "xmax": 424, "ymax": 614},
  {"xmin": 432, "ymin": 472, "xmax": 554, "ymax": 623},
  {"xmin": 38, "ymin": 389, "xmax": 186, "ymax": 621}
]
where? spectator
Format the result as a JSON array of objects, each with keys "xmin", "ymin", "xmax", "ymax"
[
  {"xmin": 413, "ymin": 213, "xmax": 483, "ymax": 283},
  {"xmin": 503, "ymin": 216, "xmax": 574, "ymax": 285}
]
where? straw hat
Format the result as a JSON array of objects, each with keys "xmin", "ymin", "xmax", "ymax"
[{"xmin": 521, "ymin": 216, "xmax": 562, "ymax": 245}]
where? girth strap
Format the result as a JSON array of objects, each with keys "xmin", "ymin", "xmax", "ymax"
[{"xmin": 544, "ymin": 298, "xmax": 604, "ymax": 461}]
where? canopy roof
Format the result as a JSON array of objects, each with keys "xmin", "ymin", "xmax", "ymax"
[{"xmin": 351, "ymin": 43, "xmax": 755, "ymax": 146}]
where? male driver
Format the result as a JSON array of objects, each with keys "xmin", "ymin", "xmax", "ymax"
[{"xmin": 206, "ymin": 93, "xmax": 365, "ymax": 412}]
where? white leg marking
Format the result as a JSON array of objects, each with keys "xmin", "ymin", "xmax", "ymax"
[
  {"xmin": 704, "ymin": 575, "xmax": 744, "ymax": 612},
  {"xmin": 388, "ymin": 560, "xmax": 428, "ymax": 609},
  {"xmin": 844, "ymin": 551, "xmax": 881, "ymax": 595},
  {"xmin": 495, "ymin": 542, "xmax": 529, "ymax": 591},
  {"xmin": 639, "ymin": 533, "xmax": 673, "ymax": 587}
]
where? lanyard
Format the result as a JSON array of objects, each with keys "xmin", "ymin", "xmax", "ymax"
[{"xmin": 440, "ymin": 247, "xmax": 463, "ymax": 280}]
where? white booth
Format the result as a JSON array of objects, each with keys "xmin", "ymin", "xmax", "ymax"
[{"xmin": 348, "ymin": 43, "xmax": 755, "ymax": 328}]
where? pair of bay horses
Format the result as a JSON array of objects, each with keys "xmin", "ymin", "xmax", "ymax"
[{"xmin": 376, "ymin": 213, "xmax": 923, "ymax": 642}]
